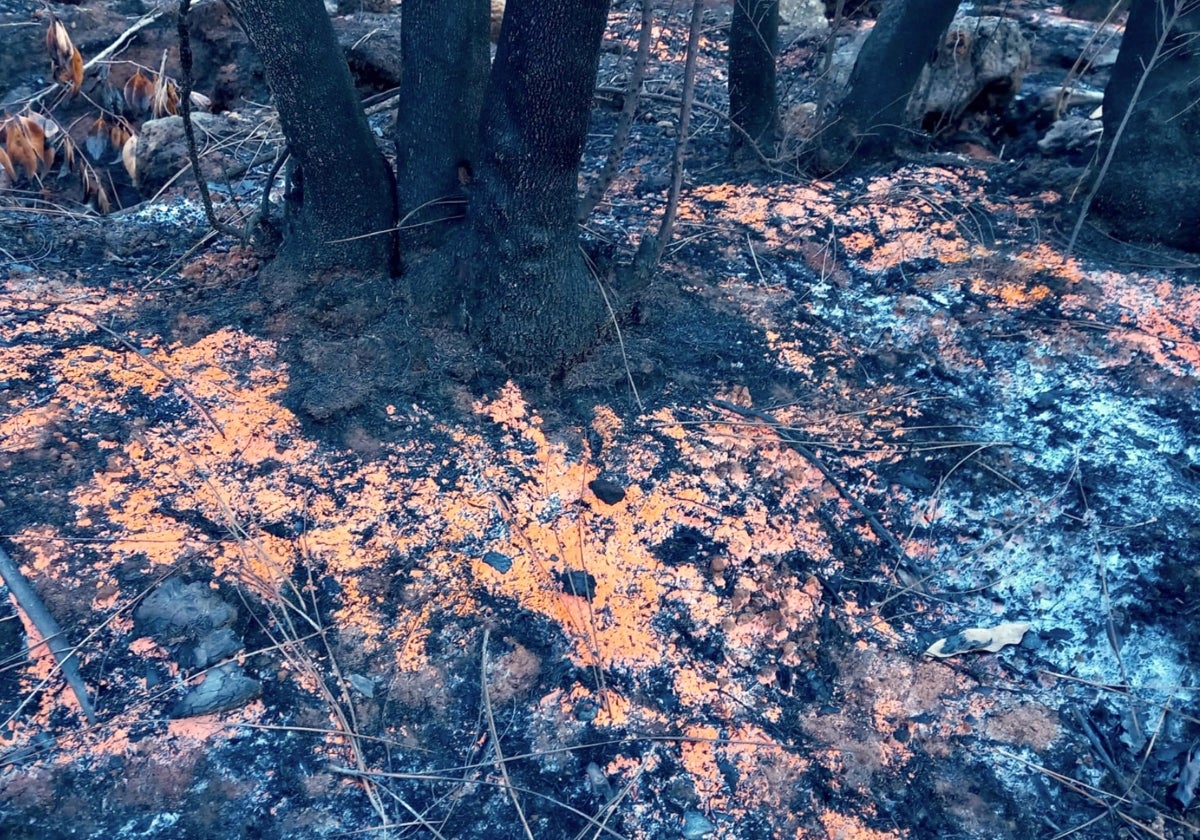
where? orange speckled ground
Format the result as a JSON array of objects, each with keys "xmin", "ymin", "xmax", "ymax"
[{"xmin": 4, "ymin": 23, "xmax": 1200, "ymax": 839}]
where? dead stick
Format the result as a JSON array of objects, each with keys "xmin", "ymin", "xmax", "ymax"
[
  {"xmin": 0, "ymin": 543, "xmax": 97, "ymax": 724},
  {"xmin": 578, "ymin": 0, "xmax": 654, "ymax": 222},
  {"xmin": 178, "ymin": 0, "xmax": 241, "ymax": 239},
  {"xmin": 652, "ymin": 0, "xmax": 705, "ymax": 264},
  {"xmin": 83, "ymin": 8, "xmax": 167, "ymax": 72},
  {"xmin": 594, "ymin": 87, "xmax": 778, "ymax": 170}
]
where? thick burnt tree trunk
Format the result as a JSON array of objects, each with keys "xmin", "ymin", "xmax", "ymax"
[
  {"xmin": 393, "ymin": 0, "xmax": 490, "ymax": 242},
  {"xmin": 728, "ymin": 0, "xmax": 779, "ymax": 167},
  {"xmin": 233, "ymin": 0, "xmax": 401, "ymax": 422},
  {"xmin": 235, "ymin": 0, "xmax": 396, "ymax": 283},
  {"xmin": 817, "ymin": 0, "xmax": 960, "ymax": 170},
  {"xmin": 1091, "ymin": 0, "xmax": 1200, "ymax": 251},
  {"xmin": 461, "ymin": 0, "xmax": 613, "ymax": 372}
]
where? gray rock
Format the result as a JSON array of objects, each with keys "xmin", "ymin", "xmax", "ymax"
[
  {"xmin": 780, "ymin": 0, "xmax": 828, "ymax": 36},
  {"xmin": 824, "ymin": 15, "xmax": 1030, "ymax": 127},
  {"xmin": 133, "ymin": 113, "xmax": 247, "ymax": 196},
  {"xmin": 172, "ymin": 662, "xmax": 262, "ymax": 718},
  {"xmin": 333, "ymin": 14, "xmax": 403, "ymax": 93},
  {"xmin": 681, "ymin": 810, "xmax": 716, "ymax": 839},
  {"xmin": 1038, "ymin": 115, "xmax": 1102, "ymax": 154},
  {"xmin": 178, "ymin": 625, "xmax": 243, "ymax": 669},
  {"xmin": 348, "ymin": 673, "xmax": 376, "ymax": 698},
  {"xmin": 909, "ymin": 16, "xmax": 1031, "ymax": 125},
  {"xmin": 135, "ymin": 578, "xmax": 236, "ymax": 642}
]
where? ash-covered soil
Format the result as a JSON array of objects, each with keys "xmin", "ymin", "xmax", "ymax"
[{"xmin": 2, "ymin": 1, "xmax": 1199, "ymax": 839}]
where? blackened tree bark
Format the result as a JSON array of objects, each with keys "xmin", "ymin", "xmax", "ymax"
[
  {"xmin": 393, "ymin": 0, "xmax": 490, "ymax": 241},
  {"xmin": 234, "ymin": 0, "xmax": 396, "ymax": 284},
  {"xmin": 1089, "ymin": 0, "xmax": 1200, "ymax": 251},
  {"xmin": 728, "ymin": 0, "xmax": 779, "ymax": 167},
  {"xmin": 230, "ymin": 0, "xmax": 638, "ymax": 389},
  {"xmin": 461, "ymin": 0, "xmax": 614, "ymax": 371},
  {"xmin": 817, "ymin": 0, "xmax": 960, "ymax": 171}
]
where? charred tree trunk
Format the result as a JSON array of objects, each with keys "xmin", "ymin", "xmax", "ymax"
[
  {"xmin": 461, "ymin": 0, "xmax": 613, "ymax": 372},
  {"xmin": 233, "ymin": 0, "xmax": 400, "ymax": 422},
  {"xmin": 394, "ymin": 0, "xmax": 490, "ymax": 243},
  {"xmin": 817, "ymin": 0, "xmax": 960, "ymax": 170},
  {"xmin": 728, "ymin": 0, "xmax": 779, "ymax": 167},
  {"xmin": 1090, "ymin": 0, "xmax": 1200, "ymax": 251},
  {"xmin": 235, "ymin": 0, "xmax": 396, "ymax": 286}
]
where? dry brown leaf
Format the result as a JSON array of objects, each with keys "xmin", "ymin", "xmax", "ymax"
[
  {"xmin": 45, "ymin": 18, "xmax": 84, "ymax": 93},
  {"xmin": 110, "ymin": 121, "xmax": 132, "ymax": 156},
  {"xmin": 81, "ymin": 166, "xmax": 110, "ymax": 213},
  {"xmin": 924, "ymin": 621, "xmax": 1030, "ymax": 658},
  {"xmin": 5, "ymin": 121, "xmax": 40, "ymax": 179},
  {"xmin": 67, "ymin": 46, "xmax": 84, "ymax": 94},
  {"xmin": 152, "ymin": 51, "xmax": 179, "ymax": 118},
  {"xmin": 124, "ymin": 71, "xmax": 153, "ymax": 115},
  {"xmin": 86, "ymin": 115, "xmax": 109, "ymax": 160},
  {"xmin": 0, "ymin": 147, "xmax": 15, "ymax": 183},
  {"xmin": 121, "ymin": 134, "xmax": 138, "ymax": 182},
  {"xmin": 152, "ymin": 77, "xmax": 179, "ymax": 118},
  {"xmin": 60, "ymin": 130, "xmax": 75, "ymax": 171},
  {"xmin": 18, "ymin": 115, "xmax": 45, "ymax": 153},
  {"xmin": 45, "ymin": 18, "xmax": 72, "ymax": 59}
]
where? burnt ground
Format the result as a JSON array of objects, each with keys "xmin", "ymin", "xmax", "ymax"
[{"xmin": 2, "ymin": 1, "xmax": 1200, "ymax": 839}]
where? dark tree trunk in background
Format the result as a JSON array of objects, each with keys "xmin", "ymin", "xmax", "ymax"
[
  {"xmin": 1092, "ymin": 0, "xmax": 1200, "ymax": 251},
  {"xmin": 236, "ymin": 0, "xmax": 396, "ymax": 287},
  {"xmin": 394, "ymin": 0, "xmax": 490, "ymax": 242},
  {"xmin": 461, "ymin": 0, "xmax": 613, "ymax": 371},
  {"xmin": 728, "ymin": 0, "xmax": 779, "ymax": 167},
  {"xmin": 817, "ymin": 0, "xmax": 960, "ymax": 170}
]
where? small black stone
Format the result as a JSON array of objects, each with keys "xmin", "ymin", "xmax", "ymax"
[
  {"xmin": 482, "ymin": 550, "xmax": 513, "ymax": 574},
  {"xmin": 574, "ymin": 698, "xmax": 599, "ymax": 722},
  {"xmin": 558, "ymin": 569, "xmax": 597, "ymax": 600},
  {"xmin": 588, "ymin": 478, "xmax": 626, "ymax": 505}
]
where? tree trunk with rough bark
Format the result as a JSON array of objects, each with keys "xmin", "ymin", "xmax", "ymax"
[
  {"xmin": 235, "ymin": 0, "xmax": 396, "ymax": 284},
  {"xmin": 817, "ymin": 0, "xmax": 960, "ymax": 170},
  {"xmin": 1091, "ymin": 0, "xmax": 1200, "ymax": 251},
  {"xmin": 393, "ymin": 0, "xmax": 490, "ymax": 244},
  {"xmin": 460, "ymin": 0, "xmax": 614, "ymax": 372},
  {"xmin": 728, "ymin": 0, "xmax": 779, "ymax": 167},
  {"xmin": 232, "ymin": 0, "xmax": 638, "ymax": 388}
]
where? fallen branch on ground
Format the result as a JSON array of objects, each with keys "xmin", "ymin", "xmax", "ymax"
[{"xmin": 0, "ymin": 542, "xmax": 97, "ymax": 724}]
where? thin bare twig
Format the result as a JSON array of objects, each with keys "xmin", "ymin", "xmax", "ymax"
[
  {"xmin": 481, "ymin": 629, "xmax": 536, "ymax": 840},
  {"xmin": 652, "ymin": 0, "xmax": 705, "ymax": 264},
  {"xmin": 581, "ymin": 246, "xmax": 644, "ymax": 412},
  {"xmin": 578, "ymin": 0, "xmax": 654, "ymax": 221},
  {"xmin": 60, "ymin": 307, "xmax": 225, "ymax": 438},
  {"xmin": 1067, "ymin": 0, "xmax": 1188, "ymax": 255},
  {"xmin": 595, "ymin": 86, "xmax": 778, "ymax": 170},
  {"xmin": 178, "ymin": 0, "xmax": 241, "ymax": 239}
]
